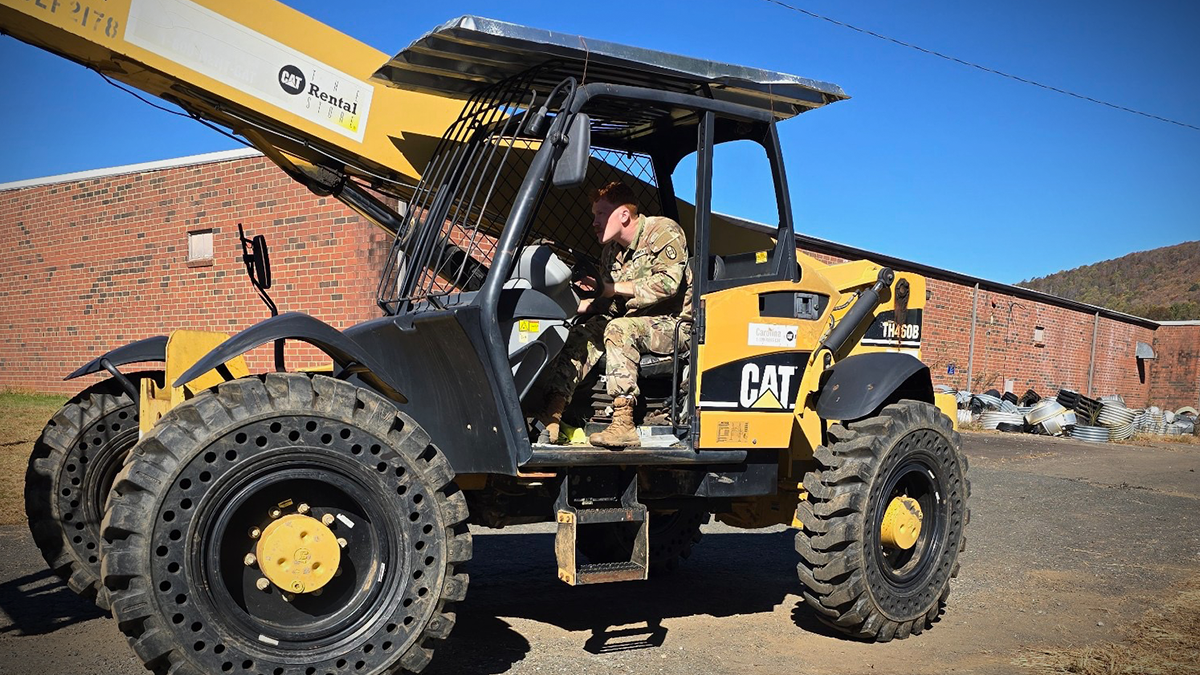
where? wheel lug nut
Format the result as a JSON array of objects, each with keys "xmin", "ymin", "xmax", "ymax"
[
  {"xmin": 337, "ymin": 537, "xmax": 348, "ymax": 548},
  {"xmin": 269, "ymin": 508, "xmax": 282, "ymax": 519},
  {"xmin": 297, "ymin": 503, "xmax": 310, "ymax": 515},
  {"xmin": 244, "ymin": 553, "xmax": 257, "ymax": 567},
  {"xmin": 255, "ymin": 577, "xmax": 270, "ymax": 591},
  {"xmin": 321, "ymin": 513, "xmax": 335, "ymax": 527},
  {"xmin": 248, "ymin": 527, "xmax": 262, "ymax": 539}
]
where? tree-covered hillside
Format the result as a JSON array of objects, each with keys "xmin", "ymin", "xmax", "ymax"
[{"xmin": 1017, "ymin": 241, "xmax": 1200, "ymax": 321}]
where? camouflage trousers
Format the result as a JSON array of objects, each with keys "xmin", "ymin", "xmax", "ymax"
[{"xmin": 543, "ymin": 315, "xmax": 684, "ymax": 400}]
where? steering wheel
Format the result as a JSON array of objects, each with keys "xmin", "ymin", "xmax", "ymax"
[{"xmin": 570, "ymin": 255, "xmax": 602, "ymax": 300}]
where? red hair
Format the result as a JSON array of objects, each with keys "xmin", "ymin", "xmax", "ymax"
[{"xmin": 591, "ymin": 181, "xmax": 639, "ymax": 216}]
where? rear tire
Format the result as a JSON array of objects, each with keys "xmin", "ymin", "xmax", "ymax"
[
  {"xmin": 24, "ymin": 371, "xmax": 162, "ymax": 609},
  {"xmin": 102, "ymin": 373, "xmax": 471, "ymax": 675},
  {"xmin": 577, "ymin": 507, "xmax": 709, "ymax": 575},
  {"xmin": 795, "ymin": 400, "xmax": 969, "ymax": 641}
]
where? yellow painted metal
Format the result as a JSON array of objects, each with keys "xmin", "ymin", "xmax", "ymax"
[
  {"xmin": 698, "ymin": 280, "xmax": 835, "ymax": 373},
  {"xmin": 0, "ymin": 0, "xmax": 464, "ymax": 188},
  {"xmin": 934, "ymin": 392, "xmax": 959, "ymax": 430},
  {"xmin": 695, "ymin": 254, "xmax": 931, "ymax": 528},
  {"xmin": 817, "ymin": 261, "xmax": 884, "ymax": 295},
  {"xmin": 691, "ymin": 256, "xmax": 928, "ymax": 456},
  {"xmin": 879, "ymin": 495, "xmax": 923, "ymax": 550},
  {"xmin": 256, "ymin": 514, "xmax": 340, "ymax": 594},
  {"xmin": 139, "ymin": 329, "xmax": 250, "ymax": 434},
  {"xmin": 697, "ymin": 410, "xmax": 794, "ymax": 450},
  {"xmin": 139, "ymin": 376, "xmax": 173, "ymax": 435},
  {"xmin": 165, "ymin": 330, "xmax": 250, "ymax": 406}
]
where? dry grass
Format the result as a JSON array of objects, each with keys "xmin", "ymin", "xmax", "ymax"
[
  {"xmin": 0, "ymin": 392, "xmax": 68, "ymax": 526},
  {"xmin": 1115, "ymin": 433, "xmax": 1200, "ymax": 448},
  {"xmin": 1015, "ymin": 578, "xmax": 1200, "ymax": 674}
]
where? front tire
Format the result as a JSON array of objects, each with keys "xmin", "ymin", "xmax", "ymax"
[
  {"xmin": 25, "ymin": 371, "xmax": 162, "ymax": 609},
  {"xmin": 795, "ymin": 401, "xmax": 969, "ymax": 641},
  {"xmin": 102, "ymin": 374, "xmax": 470, "ymax": 675}
]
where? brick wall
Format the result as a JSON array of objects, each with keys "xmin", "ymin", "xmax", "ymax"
[
  {"xmin": 1, "ymin": 153, "xmax": 1195, "ymax": 410},
  {"xmin": 1150, "ymin": 325, "xmax": 1200, "ymax": 410},
  {"xmin": 0, "ymin": 155, "xmax": 392, "ymax": 394},
  {"xmin": 800, "ymin": 251, "xmax": 1161, "ymax": 405},
  {"xmin": 924, "ymin": 283, "xmax": 1154, "ymax": 405}
]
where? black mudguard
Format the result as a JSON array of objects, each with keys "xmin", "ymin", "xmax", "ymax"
[
  {"xmin": 65, "ymin": 335, "xmax": 168, "ymax": 380},
  {"xmin": 815, "ymin": 352, "xmax": 933, "ymax": 422},
  {"xmin": 173, "ymin": 312, "xmax": 401, "ymax": 398},
  {"xmin": 174, "ymin": 309, "xmax": 524, "ymax": 476}
]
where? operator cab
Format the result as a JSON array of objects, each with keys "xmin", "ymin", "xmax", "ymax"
[{"xmin": 369, "ymin": 15, "xmax": 848, "ymax": 441}]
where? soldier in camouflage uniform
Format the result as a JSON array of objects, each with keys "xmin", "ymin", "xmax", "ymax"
[{"xmin": 538, "ymin": 181, "xmax": 689, "ymax": 448}]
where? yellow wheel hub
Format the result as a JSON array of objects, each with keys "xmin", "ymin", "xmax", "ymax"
[
  {"xmin": 880, "ymin": 495, "xmax": 923, "ymax": 550},
  {"xmin": 256, "ymin": 514, "xmax": 340, "ymax": 594}
]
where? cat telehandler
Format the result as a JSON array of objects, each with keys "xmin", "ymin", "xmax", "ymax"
[{"xmin": 5, "ymin": 2, "xmax": 968, "ymax": 673}]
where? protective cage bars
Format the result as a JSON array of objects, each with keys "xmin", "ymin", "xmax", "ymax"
[
  {"xmin": 376, "ymin": 65, "xmax": 546, "ymax": 314},
  {"xmin": 376, "ymin": 65, "xmax": 663, "ymax": 316}
]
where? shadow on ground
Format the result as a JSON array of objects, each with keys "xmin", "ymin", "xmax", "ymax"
[
  {"xmin": 426, "ymin": 529, "xmax": 841, "ymax": 674},
  {"xmin": 0, "ymin": 528, "xmax": 847, "ymax": 674},
  {"xmin": 0, "ymin": 568, "xmax": 106, "ymax": 636}
]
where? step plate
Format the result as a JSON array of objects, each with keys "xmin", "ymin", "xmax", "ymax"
[
  {"xmin": 573, "ymin": 507, "xmax": 646, "ymax": 525},
  {"xmin": 576, "ymin": 561, "xmax": 647, "ymax": 584}
]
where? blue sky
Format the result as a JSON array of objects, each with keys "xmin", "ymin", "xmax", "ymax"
[{"xmin": 2, "ymin": 0, "xmax": 1197, "ymax": 284}]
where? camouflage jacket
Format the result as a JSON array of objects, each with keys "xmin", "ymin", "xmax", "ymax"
[{"xmin": 599, "ymin": 214, "xmax": 688, "ymax": 318}]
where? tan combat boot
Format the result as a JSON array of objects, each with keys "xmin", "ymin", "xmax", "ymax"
[
  {"xmin": 589, "ymin": 396, "xmax": 640, "ymax": 448},
  {"xmin": 538, "ymin": 393, "xmax": 569, "ymax": 445}
]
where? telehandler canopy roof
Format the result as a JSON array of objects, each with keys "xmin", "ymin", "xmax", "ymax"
[{"xmin": 372, "ymin": 15, "xmax": 849, "ymax": 119}]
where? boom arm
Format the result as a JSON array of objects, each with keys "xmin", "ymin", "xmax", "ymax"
[{"xmin": 0, "ymin": 0, "xmax": 462, "ymax": 217}]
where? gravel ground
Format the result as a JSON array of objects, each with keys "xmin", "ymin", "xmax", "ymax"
[{"xmin": 1, "ymin": 431, "xmax": 1198, "ymax": 675}]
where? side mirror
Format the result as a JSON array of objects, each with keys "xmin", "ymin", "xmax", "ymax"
[
  {"xmin": 238, "ymin": 223, "xmax": 272, "ymax": 290},
  {"xmin": 250, "ymin": 235, "xmax": 272, "ymax": 289},
  {"xmin": 552, "ymin": 113, "xmax": 590, "ymax": 189}
]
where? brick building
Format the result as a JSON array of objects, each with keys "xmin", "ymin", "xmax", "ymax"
[{"xmin": 2, "ymin": 149, "xmax": 1198, "ymax": 409}]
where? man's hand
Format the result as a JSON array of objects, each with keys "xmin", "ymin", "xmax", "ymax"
[
  {"xmin": 577, "ymin": 298, "xmax": 594, "ymax": 315},
  {"xmin": 603, "ymin": 280, "xmax": 634, "ymax": 299},
  {"xmin": 583, "ymin": 278, "xmax": 619, "ymax": 299},
  {"xmin": 575, "ymin": 274, "xmax": 598, "ymax": 293}
]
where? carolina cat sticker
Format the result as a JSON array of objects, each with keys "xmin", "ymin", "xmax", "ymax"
[{"xmin": 748, "ymin": 322, "xmax": 798, "ymax": 348}]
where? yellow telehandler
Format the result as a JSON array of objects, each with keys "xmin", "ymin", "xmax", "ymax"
[{"xmin": 5, "ymin": 2, "xmax": 968, "ymax": 673}]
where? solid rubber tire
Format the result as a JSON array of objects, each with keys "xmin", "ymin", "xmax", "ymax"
[
  {"xmin": 101, "ymin": 373, "xmax": 471, "ymax": 675},
  {"xmin": 794, "ymin": 400, "xmax": 969, "ymax": 641},
  {"xmin": 24, "ymin": 371, "xmax": 162, "ymax": 610}
]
